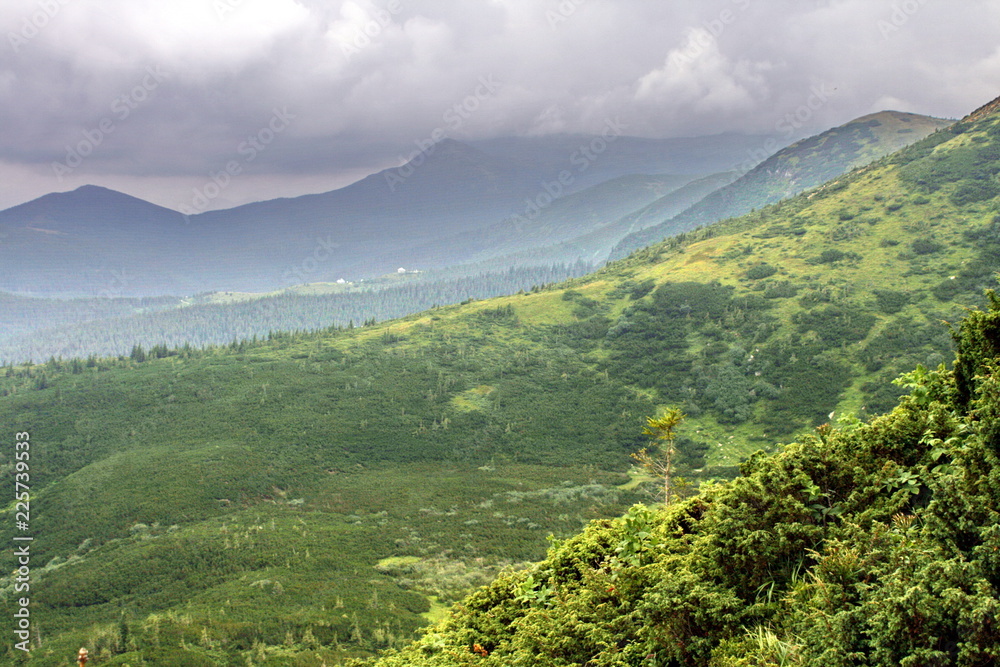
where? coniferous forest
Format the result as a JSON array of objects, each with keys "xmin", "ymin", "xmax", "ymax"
[{"xmin": 0, "ymin": 262, "xmax": 594, "ymax": 364}]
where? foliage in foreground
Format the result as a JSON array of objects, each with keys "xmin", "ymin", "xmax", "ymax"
[{"xmin": 367, "ymin": 296, "xmax": 1000, "ymax": 666}]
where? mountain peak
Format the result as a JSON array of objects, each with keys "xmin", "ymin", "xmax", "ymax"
[
  {"xmin": 72, "ymin": 184, "xmax": 120, "ymax": 195},
  {"xmin": 64, "ymin": 184, "xmax": 165, "ymax": 207},
  {"xmin": 608, "ymin": 110, "xmax": 952, "ymax": 261},
  {"xmin": 0, "ymin": 184, "xmax": 172, "ymax": 215},
  {"xmin": 849, "ymin": 110, "xmax": 933, "ymax": 124},
  {"xmin": 399, "ymin": 137, "xmax": 489, "ymax": 166}
]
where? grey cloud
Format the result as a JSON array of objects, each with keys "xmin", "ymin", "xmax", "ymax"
[{"xmin": 0, "ymin": 0, "xmax": 997, "ymax": 209}]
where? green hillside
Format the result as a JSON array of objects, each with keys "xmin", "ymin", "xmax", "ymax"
[
  {"xmin": 611, "ymin": 110, "xmax": 953, "ymax": 260},
  {"xmin": 4, "ymin": 97, "xmax": 1000, "ymax": 665},
  {"xmin": 368, "ymin": 297, "xmax": 1000, "ymax": 665}
]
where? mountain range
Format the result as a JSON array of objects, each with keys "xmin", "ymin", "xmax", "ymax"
[
  {"xmin": 0, "ymin": 113, "xmax": 947, "ymax": 300},
  {"xmin": 0, "ymin": 110, "xmax": 955, "ymax": 372},
  {"xmin": 0, "ymin": 134, "xmax": 772, "ymax": 297},
  {"xmin": 3, "ymin": 94, "xmax": 1000, "ymax": 665}
]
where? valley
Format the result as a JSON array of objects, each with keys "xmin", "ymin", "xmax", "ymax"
[{"xmin": 2, "ymin": 96, "xmax": 1000, "ymax": 664}]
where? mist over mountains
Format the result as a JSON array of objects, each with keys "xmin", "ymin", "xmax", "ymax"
[
  {"xmin": 2, "ymin": 112, "xmax": 952, "ymax": 302},
  {"xmin": 1, "ymin": 132, "xmax": 779, "ymax": 297},
  {"xmin": 0, "ymin": 111, "xmax": 954, "ymax": 365}
]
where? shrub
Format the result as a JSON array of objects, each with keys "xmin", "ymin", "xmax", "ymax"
[
  {"xmin": 763, "ymin": 282, "xmax": 799, "ymax": 299},
  {"xmin": 793, "ymin": 305, "xmax": 877, "ymax": 346},
  {"xmin": 746, "ymin": 264, "xmax": 778, "ymax": 280},
  {"xmin": 810, "ymin": 249, "xmax": 847, "ymax": 264},
  {"xmin": 910, "ymin": 238, "xmax": 944, "ymax": 255},
  {"xmin": 951, "ymin": 179, "xmax": 1000, "ymax": 206},
  {"xmin": 873, "ymin": 290, "xmax": 910, "ymax": 314},
  {"xmin": 629, "ymin": 279, "xmax": 656, "ymax": 300},
  {"xmin": 931, "ymin": 277, "xmax": 966, "ymax": 301}
]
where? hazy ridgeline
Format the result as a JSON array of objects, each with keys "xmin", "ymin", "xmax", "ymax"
[{"xmin": 0, "ymin": 262, "xmax": 593, "ymax": 364}]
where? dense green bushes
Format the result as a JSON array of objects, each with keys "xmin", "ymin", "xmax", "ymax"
[
  {"xmin": 368, "ymin": 298, "xmax": 1000, "ymax": 667},
  {"xmin": 600, "ymin": 281, "xmax": 898, "ymax": 432},
  {"xmin": 746, "ymin": 264, "xmax": 778, "ymax": 280},
  {"xmin": 872, "ymin": 289, "xmax": 911, "ymax": 314},
  {"xmin": 897, "ymin": 117, "xmax": 1000, "ymax": 208},
  {"xmin": 601, "ymin": 282, "xmax": 784, "ymax": 422},
  {"xmin": 793, "ymin": 305, "xmax": 877, "ymax": 346}
]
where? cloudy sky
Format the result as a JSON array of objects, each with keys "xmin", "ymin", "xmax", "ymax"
[{"xmin": 0, "ymin": 0, "xmax": 998, "ymax": 211}]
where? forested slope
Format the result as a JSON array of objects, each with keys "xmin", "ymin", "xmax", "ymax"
[
  {"xmin": 0, "ymin": 263, "xmax": 593, "ymax": 364},
  {"xmin": 367, "ymin": 295, "xmax": 1000, "ymax": 666}
]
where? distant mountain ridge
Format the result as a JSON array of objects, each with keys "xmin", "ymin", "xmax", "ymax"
[
  {"xmin": 0, "ymin": 134, "xmax": 769, "ymax": 297},
  {"xmin": 609, "ymin": 110, "xmax": 952, "ymax": 260},
  {"xmin": 443, "ymin": 170, "xmax": 740, "ymax": 270},
  {"xmin": 0, "ymin": 185, "xmax": 191, "ymax": 295},
  {"xmin": 467, "ymin": 131, "xmax": 786, "ymax": 190},
  {"xmin": 0, "ymin": 114, "xmax": 948, "ymax": 299}
]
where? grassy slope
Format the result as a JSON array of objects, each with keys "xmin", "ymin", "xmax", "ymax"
[
  {"xmin": 1, "ymin": 301, "xmax": 659, "ymax": 665},
  {"xmin": 3, "ymin": 104, "xmax": 1000, "ymax": 665}
]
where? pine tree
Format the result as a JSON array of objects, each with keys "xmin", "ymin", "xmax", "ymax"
[{"xmin": 632, "ymin": 407, "xmax": 685, "ymax": 505}]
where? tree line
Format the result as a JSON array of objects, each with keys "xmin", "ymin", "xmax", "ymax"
[{"xmin": 0, "ymin": 262, "xmax": 593, "ymax": 365}]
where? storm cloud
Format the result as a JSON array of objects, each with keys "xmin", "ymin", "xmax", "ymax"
[{"xmin": 1, "ymin": 0, "xmax": 998, "ymax": 209}]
